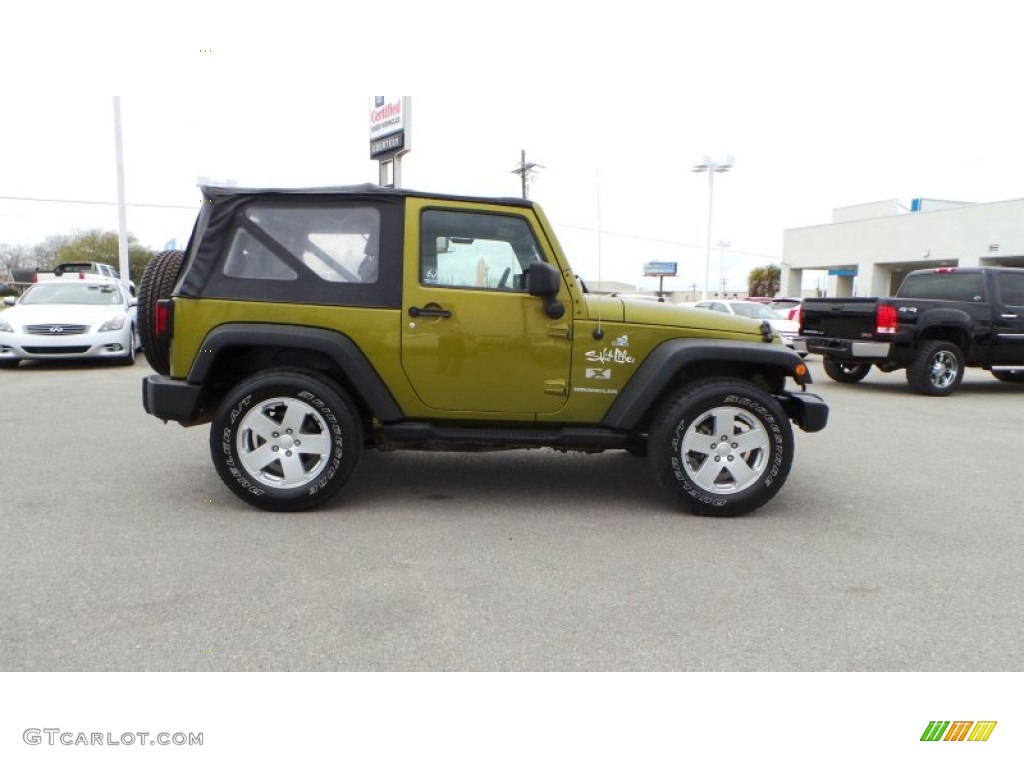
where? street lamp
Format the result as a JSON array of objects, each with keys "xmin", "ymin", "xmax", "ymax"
[
  {"xmin": 692, "ymin": 154, "xmax": 733, "ymax": 300},
  {"xmin": 717, "ymin": 239, "xmax": 731, "ymax": 297}
]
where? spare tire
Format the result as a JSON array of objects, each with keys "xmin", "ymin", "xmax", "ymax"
[{"xmin": 138, "ymin": 249, "xmax": 184, "ymax": 375}]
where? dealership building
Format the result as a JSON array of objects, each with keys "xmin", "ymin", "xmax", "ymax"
[{"xmin": 781, "ymin": 197, "xmax": 1024, "ymax": 298}]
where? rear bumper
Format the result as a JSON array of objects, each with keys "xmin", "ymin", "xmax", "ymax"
[
  {"xmin": 776, "ymin": 391, "xmax": 829, "ymax": 433},
  {"xmin": 797, "ymin": 337, "xmax": 891, "ymax": 359},
  {"xmin": 142, "ymin": 375, "xmax": 207, "ymax": 425}
]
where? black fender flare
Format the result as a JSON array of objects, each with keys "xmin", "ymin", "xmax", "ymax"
[
  {"xmin": 601, "ymin": 338, "xmax": 810, "ymax": 431},
  {"xmin": 188, "ymin": 322, "xmax": 404, "ymax": 423}
]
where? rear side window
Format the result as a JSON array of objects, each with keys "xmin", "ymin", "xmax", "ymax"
[
  {"xmin": 997, "ymin": 272, "xmax": 1024, "ymax": 306},
  {"xmin": 185, "ymin": 196, "xmax": 403, "ymax": 308},
  {"xmin": 897, "ymin": 272, "xmax": 985, "ymax": 302},
  {"xmin": 229, "ymin": 206, "xmax": 381, "ymax": 284}
]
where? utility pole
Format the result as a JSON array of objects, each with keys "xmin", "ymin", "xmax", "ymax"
[{"xmin": 511, "ymin": 149, "xmax": 543, "ymax": 198}]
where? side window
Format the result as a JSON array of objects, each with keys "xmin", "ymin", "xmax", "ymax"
[
  {"xmin": 225, "ymin": 205, "xmax": 381, "ymax": 284},
  {"xmin": 997, "ymin": 273, "xmax": 1024, "ymax": 306},
  {"xmin": 420, "ymin": 209, "xmax": 542, "ymax": 291}
]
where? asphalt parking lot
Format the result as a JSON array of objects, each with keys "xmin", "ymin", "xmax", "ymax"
[{"xmin": 1, "ymin": 356, "xmax": 1021, "ymax": 671}]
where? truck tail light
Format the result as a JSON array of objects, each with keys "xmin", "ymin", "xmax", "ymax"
[
  {"xmin": 155, "ymin": 299, "xmax": 173, "ymax": 338},
  {"xmin": 876, "ymin": 304, "xmax": 898, "ymax": 335}
]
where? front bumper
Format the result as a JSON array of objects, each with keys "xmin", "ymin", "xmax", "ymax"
[{"xmin": 0, "ymin": 328, "xmax": 134, "ymax": 361}]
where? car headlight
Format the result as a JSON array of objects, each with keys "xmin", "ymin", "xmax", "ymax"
[
  {"xmin": 0, "ymin": 316, "xmax": 13, "ymax": 333},
  {"xmin": 98, "ymin": 315, "xmax": 126, "ymax": 332}
]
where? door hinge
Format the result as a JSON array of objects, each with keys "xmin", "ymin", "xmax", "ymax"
[
  {"xmin": 544, "ymin": 379, "xmax": 568, "ymax": 396},
  {"xmin": 548, "ymin": 325, "xmax": 571, "ymax": 340}
]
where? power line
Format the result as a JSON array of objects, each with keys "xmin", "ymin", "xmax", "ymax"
[
  {"xmin": 551, "ymin": 221, "xmax": 781, "ymax": 260},
  {"xmin": 0, "ymin": 195, "xmax": 198, "ymax": 211}
]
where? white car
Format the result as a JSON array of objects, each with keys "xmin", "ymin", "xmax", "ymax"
[
  {"xmin": 693, "ymin": 299, "xmax": 802, "ymax": 352},
  {"xmin": 0, "ymin": 280, "xmax": 139, "ymax": 368}
]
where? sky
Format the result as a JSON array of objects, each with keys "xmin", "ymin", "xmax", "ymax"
[{"xmin": 3, "ymin": 0, "xmax": 1022, "ymax": 296}]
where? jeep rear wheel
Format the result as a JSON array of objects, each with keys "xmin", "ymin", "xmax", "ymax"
[
  {"xmin": 649, "ymin": 378, "xmax": 793, "ymax": 517},
  {"xmin": 822, "ymin": 357, "xmax": 871, "ymax": 383},
  {"xmin": 906, "ymin": 340, "xmax": 964, "ymax": 396},
  {"xmin": 210, "ymin": 370, "xmax": 362, "ymax": 512},
  {"xmin": 138, "ymin": 249, "xmax": 184, "ymax": 375}
]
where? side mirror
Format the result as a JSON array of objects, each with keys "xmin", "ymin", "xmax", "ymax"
[
  {"xmin": 3, "ymin": 296, "xmax": 15, "ymax": 306},
  {"xmin": 527, "ymin": 261, "xmax": 565, "ymax": 319}
]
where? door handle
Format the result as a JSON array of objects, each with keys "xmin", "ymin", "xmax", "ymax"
[
  {"xmin": 409, "ymin": 305, "xmax": 452, "ymax": 319},
  {"xmin": 1001, "ymin": 313, "xmax": 1019, "ymax": 319}
]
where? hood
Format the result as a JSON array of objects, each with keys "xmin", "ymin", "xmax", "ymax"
[
  {"xmin": 618, "ymin": 297, "xmax": 765, "ymax": 338},
  {"xmin": 3, "ymin": 303, "xmax": 125, "ymax": 330}
]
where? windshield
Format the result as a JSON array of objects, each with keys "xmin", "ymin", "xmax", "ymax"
[
  {"xmin": 730, "ymin": 302, "xmax": 782, "ymax": 320},
  {"xmin": 21, "ymin": 283, "xmax": 125, "ymax": 306}
]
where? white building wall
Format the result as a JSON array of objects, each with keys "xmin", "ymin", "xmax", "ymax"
[{"xmin": 782, "ymin": 198, "xmax": 1024, "ymax": 297}]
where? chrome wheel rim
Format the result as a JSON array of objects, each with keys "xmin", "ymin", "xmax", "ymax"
[
  {"xmin": 930, "ymin": 351, "xmax": 959, "ymax": 389},
  {"xmin": 679, "ymin": 406, "xmax": 771, "ymax": 494},
  {"xmin": 237, "ymin": 396, "xmax": 332, "ymax": 489}
]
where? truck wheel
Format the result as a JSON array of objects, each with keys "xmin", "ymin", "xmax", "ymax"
[
  {"xmin": 209, "ymin": 370, "xmax": 362, "ymax": 512},
  {"xmin": 822, "ymin": 357, "xmax": 871, "ymax": 383},
  {"xmin": 649, "ymin": 378, "xmax": 793, "ymax": 517},
  {"xmin": 992, "ymin": 369, "xmax": 1024, "ymax": 383},
  {"xmin": 906, "ymin": 340, "xmax": 964, "ymax": 396},
  {"xmin": 138, "ymin": 249, "xmax": 184, "ymax": 375}
]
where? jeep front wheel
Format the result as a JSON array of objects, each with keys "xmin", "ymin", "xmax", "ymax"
[
  {"xmin": 210, "ymin": 370, "xmax": 362, "ymax": 511},
  {"xmin": 649, "ymin": 378, "xmax": 793, "ymax": 517}
]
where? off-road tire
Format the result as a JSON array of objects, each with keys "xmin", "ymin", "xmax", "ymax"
[
  {"xmin": 0, "ymin": 359, "xmax": 18, "ymax": 369},
  {"xmin": 906, "ymin": 340, "xmax": 964, "ymax": 396},
  {"xmin": 992, "ymin": 369, "xmax": 1024, "ymax": 383},
  {"xmin": 138, "ymin": 249, "xmax": 184, "ymax": 375},
  {"xmin": 649, "ymin": 377, "xmax": 793, "ymax": 517},
  {"xmin": 210, "ymin": 369, "xmax": 362, "ymax": 512},
  {"xmin": 822, "ymin": 357, "xmax": 871, "ymax": 383}
]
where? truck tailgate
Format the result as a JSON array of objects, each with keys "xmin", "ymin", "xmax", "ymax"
[{"xmin": 800, "ymin": 298, "xmax": 878, "ymax": 339}]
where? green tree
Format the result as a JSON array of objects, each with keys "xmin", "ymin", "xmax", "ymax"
[
  {"xmin": 44, "ymin": 230, "xmax": 155, "ymax": 287},
  {"xmin": 747, "ymin": 264, "xmax": 781, "ymax": 297}
]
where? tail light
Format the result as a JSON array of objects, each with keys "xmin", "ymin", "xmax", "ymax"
[
  {"xmin": 876, "ymin": 304, "xmax": 898, "ymax": 335},
  {"xmin": 155, "ymin": 299, "xmax": 173, "ymax": 338}
]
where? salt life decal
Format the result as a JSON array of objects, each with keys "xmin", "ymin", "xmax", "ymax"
[
  {"xmin": 584, "ymin": 348, "xmax": 635, "ymax": 365},
  {"xmin": 611, "ymin": 335, "xmax": 629, "ymax": 348}
]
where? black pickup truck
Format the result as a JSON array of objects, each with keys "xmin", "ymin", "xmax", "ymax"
[{"xmin": 797, "ymin": 267, "xmax": 1024, "ymax": 395}]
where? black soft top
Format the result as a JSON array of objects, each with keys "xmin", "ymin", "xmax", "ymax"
[{"xmin": 201, "ymin": 184, "xmax": 536, "ymax": 209}]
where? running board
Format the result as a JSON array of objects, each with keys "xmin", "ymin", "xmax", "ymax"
[{"xmin": 378, "ymin": 422, "xmax": 628, "ymax": 450}]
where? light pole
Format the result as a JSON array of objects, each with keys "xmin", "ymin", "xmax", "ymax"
[
  {"xmin": 692, "ymin": 154, "xmax": 733, "ymax": 300},
  {"xmin": 717, "ymin": 239, "xmax": 731, "ymax": 297}
]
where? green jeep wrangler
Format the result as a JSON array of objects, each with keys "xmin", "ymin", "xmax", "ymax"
[{"xmin": 140, "ymin": 185, "xmax": 828, "ymax": 516}]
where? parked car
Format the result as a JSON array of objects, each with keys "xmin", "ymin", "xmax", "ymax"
[
  {"xmin": 693, "ymin": 299, "xmax": 802, "ymax": 351},
  {"xmin": 10, "ymin": 261, "xmax": 136, "ymax": 296},
  {"xmin": 139, "ymin": 184, "xmax": 828, "ymax": 517},
  {"xmin": 768, "ymin": 297, "xmax": 803, "ymax": 322},
  {"xmin": 799, "ymin": 266, "xmax": 1024, "ymax": 395},
  {"xmin": 0, "ymin": 279, "xmax": 138, "ymax": 368}
]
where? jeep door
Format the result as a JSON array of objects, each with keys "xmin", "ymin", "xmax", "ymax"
[{"xmin": 401, "ymin": 201, "xmax": 571, "ymax": 414}]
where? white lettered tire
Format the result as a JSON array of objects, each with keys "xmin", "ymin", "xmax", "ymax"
[
  {"xmin": 649, "ymin": 378, "xmax": 794, "ymax": 517},
  {"xmin": 210, "ymin": 369, "xmax": 362, "ymax": 511}
]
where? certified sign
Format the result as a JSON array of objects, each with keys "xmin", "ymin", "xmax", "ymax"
[{"xmin": 369, "ymin": 96, "xmax": 411, "ymax": 158}]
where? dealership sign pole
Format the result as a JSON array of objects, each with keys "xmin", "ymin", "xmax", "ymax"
[
  {"xmin": 644, "ymin": 261, "xmax": 678, "ymax": 301},
  {"xmin": 369, "ymin": 96, "xmax": 412, "ymax": 187}
]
